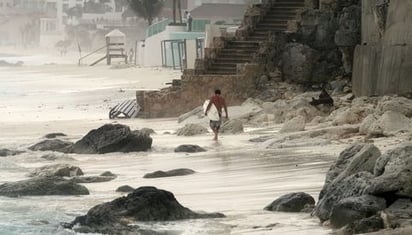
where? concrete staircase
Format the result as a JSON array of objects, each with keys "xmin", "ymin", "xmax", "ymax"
[{"xmin": 204, "ymin": 0, "xmax": 304, "ymax": 75}]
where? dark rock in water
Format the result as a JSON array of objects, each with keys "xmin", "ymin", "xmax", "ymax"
[
  {"xmin": 144, "ymin": 169, "xmax": 196, "ymax": 178},
  {"xmin": 72, "ymin": 176, "xmax": 116, "ymax": 184},
  {"xmin": 29, "ymin": 139, "xmax": 73, "ymax": 153},
  {"xmin": 72, "ymin": 124, "xmax": 152, "ymax": 154},
  {"xmin": 44, "ymin": 133, "xmax": 67, "ymax": 139},
  {"xmin": 40, "ymin": 154, "xmax": 75, "ymax": 161},
  {"xmin": 339, "ymin": 215, "xmax": 384, "ymax": 235},
  {"xmin": 0, "ymin": 176, "xmax": 89, "ymax": 197},
  {"xmin": 0, "ymin": 60, "xmax": 23, "ymax": 67},
  {"xmin": 264, "ymin": 192, "xmax": 315, "ymax": 212},
  {"xmin": 329, "ymin": 195, "xmax": 386, "ymax": 228},
  {"xmin": 100, "ymin": 171, "xmax": 116, "ymax": 177},
  {"xmin": 116, "ymin": 185, "xmax": 134, "ymax": 193},
  {"xmin": 0, "ymin": 148, "xmax": 24, "ymax": 157},
  {"xmin": 65, "ymin": 186, "xmax": 224, "ymax": 234},
  {"xmin": 174, "ymin": 144, "xmax": 206, "ymax": 153},
  {"xmin": 28, "ymin": 164, "xmax": 83, "ymax": 177}
]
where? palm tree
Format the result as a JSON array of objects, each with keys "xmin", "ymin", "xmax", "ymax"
[{"xmin": 127, "ymin": 0, "xmax": 164, "ymax": 25}]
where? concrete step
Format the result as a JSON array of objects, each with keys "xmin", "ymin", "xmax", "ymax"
[
  {"xmin": 205, "ymin": 70, "xmax": 237, "ymax": 75},
  {"xmin": 258, "ymin": 22, "xmax": 287, "ymax": 28},
  {"xmin": 253, "ymin": 26, "xmax": 287, "ymax": 32},
  {"xmin": 259, "ymin": 19, "xmax": 289, "ymax": 24},
  {"xmin": 209, "ymin": 63, "xmax": 237, "ymax": 68},
  {"xmin": 215, "ymin": 58, "xmax": 252, "ymax": 63}
]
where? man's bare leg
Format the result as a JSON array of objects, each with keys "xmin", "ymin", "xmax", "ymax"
[{"xmin": 212, "ymin": 128, "xmax": 218, "ymax": 141}]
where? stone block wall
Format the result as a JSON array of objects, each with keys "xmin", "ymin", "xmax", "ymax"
[
  {"xmin": 136, "ymin": 65, "xmax": 259, "ymax": 118},
  {"xmin": 352, "ymin": 0, "xmax": 412, "ymax": 96}
]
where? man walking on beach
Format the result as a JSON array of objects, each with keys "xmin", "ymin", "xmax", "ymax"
[{"xmin": 205, "ymin": 89, "xmax": 228, "ymax": 141}]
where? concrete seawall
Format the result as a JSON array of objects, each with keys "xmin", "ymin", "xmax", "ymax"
[{"xmin": 353, "ymin": 0, "xmax": 412, "ymax": 96}]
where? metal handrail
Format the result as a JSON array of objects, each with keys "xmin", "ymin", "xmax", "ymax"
[{"xmin": 78, "ymin": 45, "xmax": 107, "ymax": 65}]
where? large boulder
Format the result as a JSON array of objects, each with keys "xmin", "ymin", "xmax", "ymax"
[
  {"xmin": 143, "ymin": 169, "xmax": 196, "ymax": 178},
  {"xmin": 72, "ymin": 124, "xmax": 152, "ymax": 154},
  {"xmin": 359, "ymin": 114, "xmax": 378, "ymax": 135},
  {"xmin": 264, "ymin": 192, "xmax": 315, "ymax": 212},
  {"xmin": 322, "ymin": 144, "xmax": 380, "ymax": 192},
  {"xmin": 64, "ymin": 186, "xmax": 224, "ymax": 234},
  {"xmin": 281, "ymin": 43, "xmax": 319, "ymax": 84},
  {"xmin": 329, "ymin": 195, "xmax": 386, "ymax": 228},
  {"xmin": 369, "ymin": 111, "xmax": 412, "ymax": 137},
  {"xmin": 374, "ymin": 143, "xmax": 412, "ymax": 176},
  {"xmin": 0, "ymin": 176, "xmax": 89, "ymax": 197},
  {"xmin": 376, "ymin": 96, "xmax": 412, "ymax": 118},
  {"xmin": 29, "ymin": 139, "xmax": 73, "ymax": 153},
  {"xmin": 315, "ymin": 171, "xmax": 375, "ymax": 222},
  {"xmin": 280, "ymin": 115, "xmax": 305, "ymax": 133},
  {"xmin": 29, "ymin": 164, "xmax": 83, "ymax": 177},
  {"xmin": 367, "ymin": 144, "xmax": 412, "ymax": 199},
  {"xmin": 176, "ymin": 124, "xmax": 208, "ymax": 136},
  {"xmin": 174, "ymin": 144, "xmax": 206, "ymax": 153}
]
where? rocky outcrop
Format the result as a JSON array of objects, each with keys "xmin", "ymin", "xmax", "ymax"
[
  {"xmin": 264, "ymin": 192, "xmax": 315, "ymax": 212},
  {"xmin": 282, "ymin": 0, "xmax": 361, "ymax": 84},
  {"xmin": 314, "ymin": 143, "xmax": 412, "ymax": 232},
  {"xmin": 64, "ymin": 186, "xmax": 224, "ymax": 234},
  {"xmin": 72, "ymin": 124, "xmax": 152, "ymax": 154},
  {"xmin": 143, "ymin": 169, "xmax": 196, "ymax": 178},
  {"xmin": 281, "ymin": 43, "xmax": 319, "ymax": 83},
  {"xmin": 176, "ymin": 124, "xmax": 208, "ymax": 136},
  {"xmin": 29, "ymin": 139, "xmax": 73, "ymax": 153},
  {"xmin": 174, "ymin": 144, "xmax": 206, "ymax": 153},
  {"xmin": 28, "ymin": 164, "xmax": 84, "ymax": 177},
  {"xmin": 0, "ymin": 176, "xmax": 89, "ymax": 197},
  {"xmin": 0, "ymin": 148, "xmax": 24, "ymax": 157}
]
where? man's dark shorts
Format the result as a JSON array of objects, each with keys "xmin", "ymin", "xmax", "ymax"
[{"xmin": 210, "ymin": 119, "xmax": 221, "ymax": 130}]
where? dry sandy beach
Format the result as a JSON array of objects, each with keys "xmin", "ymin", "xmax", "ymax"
[{"xmin": 0, "ymin": 51, "xmax": 405, "ymax": 234}]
